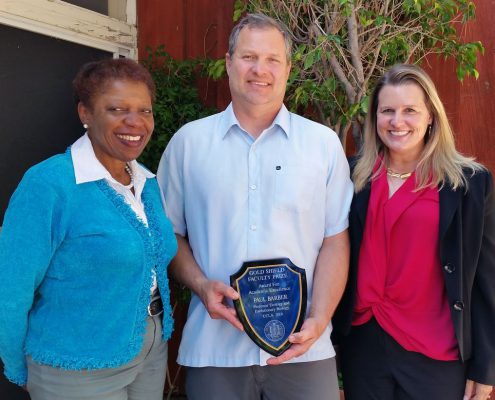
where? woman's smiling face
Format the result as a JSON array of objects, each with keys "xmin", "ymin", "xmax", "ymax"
[
  {"xmin": 78, "ymin": 79, "xmax": 154, "ymax": 171},
  {"xmin": 376, "ymin": 83, "xmax": 433, "ymax": 160}
]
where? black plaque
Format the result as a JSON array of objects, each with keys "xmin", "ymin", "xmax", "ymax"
[{"xmin": 230, "ymin": 258, "xmax": 307, "ymax": 356}]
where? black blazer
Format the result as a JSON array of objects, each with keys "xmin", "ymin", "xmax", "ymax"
[{"xmin": 333, "ymin": 168, "xmax": 495, "ymax": 385}]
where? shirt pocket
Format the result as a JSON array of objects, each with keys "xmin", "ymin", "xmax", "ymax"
[{"xmin": 273, "ymin": 163, "xmax": 317, "ymax": 212}]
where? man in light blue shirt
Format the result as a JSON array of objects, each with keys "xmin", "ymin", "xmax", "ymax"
[{"xmin": 157, "ymin": 13, "xmax": 353, "ymax": 400}]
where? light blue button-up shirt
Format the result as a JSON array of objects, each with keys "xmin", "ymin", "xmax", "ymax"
[{"xmin": 157, "ymin": 104, "xmax": 353, "ymax": 367}]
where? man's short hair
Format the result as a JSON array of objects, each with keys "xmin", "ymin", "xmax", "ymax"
[{"xmin": 228, "ymin": 13, "xmax": 292, "ymax": 63}]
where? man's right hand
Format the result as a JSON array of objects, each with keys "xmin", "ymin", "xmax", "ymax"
[
  {"xmin": 169, "ymin": 235, "xmax": 244, "ymax": 331},
  {"xmin": 198, "ymin": 279, "xmax": 244, "ymax": 331}
]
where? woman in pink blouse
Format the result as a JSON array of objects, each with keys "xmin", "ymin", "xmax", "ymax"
[{"xmin": 333, "ymin": 64, "xmax": 495, "ymax": 400}]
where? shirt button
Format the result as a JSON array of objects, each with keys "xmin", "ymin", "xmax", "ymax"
[
  {"xmin": 250, "ymin": 184, "xmax": 257, "ymax": 190},
  {"xmin": 250, "ymin": 224, "xmax": 257, "ymax": 231},
  {"xmin": 444, "ymin": 263, "xmax": 455, "ymax": 273},
  {"xmin": 453, "ymin": 301, "xmax": 464, "ymax": 311}
]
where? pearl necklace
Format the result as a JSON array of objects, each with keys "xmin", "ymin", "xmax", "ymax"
[
  {"xmin": 123, "ymin": 163, "xmax": 134, "ymax": 189},
  {"xmin": 386, "ymin": 168, "xmax": 412, "ymax": 180}
]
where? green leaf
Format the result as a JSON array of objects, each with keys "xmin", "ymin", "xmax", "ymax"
[
  {"xmin": 475, "ymin": 41, "xmax": 485, "ymax": 55},
  {"xmin": 360, "ymin": 96, "xmax": 369, "ymax": 113},
  {"xmin": 233, "ymin": 0, "xmax": 246, "ymax": 21},
  {"xmin": 207, "ymin": 59, "xmax": 226, "ymax": 80},
  {"xmin": 327, "ymin": 34, "xmax": 342, "ymax": 45},
  {"xmin": 414, "ymin": 0, "xmax": 421, "ymax": 13},
  {"xmin": 456, "ymin": 65, "xmax": 466, "ymax": 81},
  {"xmin": 304, "ymin": 52, "xmax": 316, "ymax": 70}
]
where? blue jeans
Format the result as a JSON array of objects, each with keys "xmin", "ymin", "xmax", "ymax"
[{"xmin": 27, "ymin": 315, "xmax": 167, "ymax": 400}]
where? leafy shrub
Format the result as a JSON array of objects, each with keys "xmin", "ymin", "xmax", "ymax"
[{"xmin": 140, "ymin": 46, "xmax": 217, "ymax": 172}]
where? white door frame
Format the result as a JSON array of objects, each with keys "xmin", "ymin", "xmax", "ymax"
[{"xmin": 0, "ymin": 0, "xmax": 137, "ymax": 58}]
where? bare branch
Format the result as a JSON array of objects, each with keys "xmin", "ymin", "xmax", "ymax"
[
  {"xmin": 347, "ymin": 7, "xmax": 365, "ymax": 86},
  {"xmin": 329, "ymin": 53, "xmax": 357, "ymax": 103},
  {"xmin": 363, "ymin": 0, "xmax": 391, "ymax": 88}
]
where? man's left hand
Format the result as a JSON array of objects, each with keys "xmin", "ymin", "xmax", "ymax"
[
  {"xmin": 464, "ymin": 379, "xmax": 493, "ymax": 400},
  {"xmin": 265, "ymin": 316, "xmax": 325, "ymax": 365}
]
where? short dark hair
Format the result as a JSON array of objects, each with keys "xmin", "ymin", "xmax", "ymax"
[
  {"xmin": 228, "ymin": 13, "xmax": 292, "ymax": 63},
  {"xmin": 72, "ymin": 58, "xmax": 156, "ymax": 109}
]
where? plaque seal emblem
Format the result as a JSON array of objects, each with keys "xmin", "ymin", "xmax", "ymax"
[{"xmin": 264, "ymin": 320, "xmax": 285, "ymax": 342}]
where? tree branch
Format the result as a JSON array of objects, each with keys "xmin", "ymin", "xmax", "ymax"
[
  {"xmin": 347, "ymin": 6, "xmax": 365, "ymax": 86},
  {"xmin": 329, "ymin": 53, "xmax": 356, "ymax": 103}
]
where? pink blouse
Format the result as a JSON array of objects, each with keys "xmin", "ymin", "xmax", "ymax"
[{"xmin": 353, "ymin": 166, "xmax": 458, "ymax": 360}]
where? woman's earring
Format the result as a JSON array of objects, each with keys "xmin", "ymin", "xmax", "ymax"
[{"xmin": 83, "ymin": 123, "xmax": 88, "ymax": 129}]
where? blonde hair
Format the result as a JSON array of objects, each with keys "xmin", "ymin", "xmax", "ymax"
[{"xmin": 353, "ymin": 63, "xmax": 483, "ymax": 192}]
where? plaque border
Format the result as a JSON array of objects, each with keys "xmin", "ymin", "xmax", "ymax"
[{"xmin": 230, "ymin": 258, "xmax": 307, "ymax": 356}]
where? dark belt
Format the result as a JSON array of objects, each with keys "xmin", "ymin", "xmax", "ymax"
[{"xmin": 148, "ymin": 291, "xmax": 163, "ymax": 316}]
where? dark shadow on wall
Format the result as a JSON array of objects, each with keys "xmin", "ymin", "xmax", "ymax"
[
  {"xmin": 63, "ymin": 0, "xmax": 108, "ymax": 15},
  {"xmin": 0, "ymin": 24, "xmax": 111, "ymax": 222}
]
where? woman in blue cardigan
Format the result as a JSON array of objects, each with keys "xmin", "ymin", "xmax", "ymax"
[{"xmin": 0, "ymin": 58, "xmax": 177, "ymax": 400}]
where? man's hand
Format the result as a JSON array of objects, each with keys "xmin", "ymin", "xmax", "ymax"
[
  {"xmin": 266, "ymin": 316, "xmax": 325, "ymax": 365},
  {"xmin": 464, "ymin": 379, "xmax": 493, "ymax": 400},
  {"xmin": 266, "ymin": 231, "xmax": 349, "ymax": 366},
  {"xmin": 170, "ymin": 235, "xmax": 243, "ymax": 331},
  {"xmin": 198, "ymin": 279, "xmax": 243, "ymax": 331}
]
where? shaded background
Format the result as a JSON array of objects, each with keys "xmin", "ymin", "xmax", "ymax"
[{"xmin": 0, "ymin": 24, "xmax": 110, "ymax": 219}]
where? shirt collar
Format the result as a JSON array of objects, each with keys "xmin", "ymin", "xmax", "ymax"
[
  {"xmin": 219, "ymin": 103, "xmax": 290, "ymax": 139},
  {"xmin": 70, "ymin": 133, "xmax": 155, "ymax": 185}
]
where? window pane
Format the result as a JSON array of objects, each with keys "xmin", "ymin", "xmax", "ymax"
[
  {"xmin": 63, "ymin": 0, "xmax": 108, "ymax": 15},
  {"xmin": 62, "ymin": 1, "xmax": 128, "ymax": 21}
]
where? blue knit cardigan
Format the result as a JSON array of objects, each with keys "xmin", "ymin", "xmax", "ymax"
[{"xmin": 0, "ymin": 149, "xmax": 177, "ymax": 385}]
